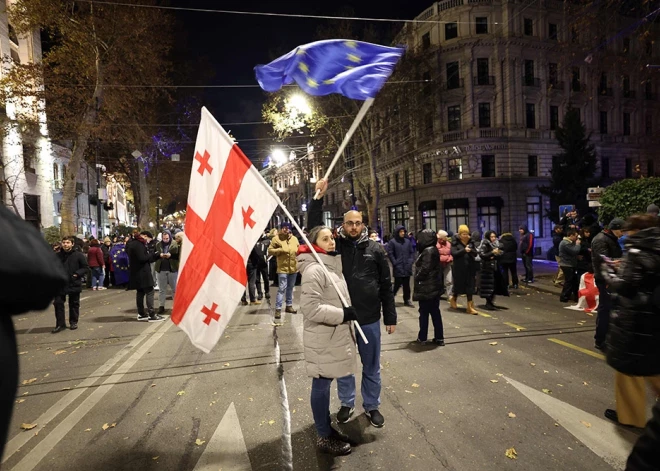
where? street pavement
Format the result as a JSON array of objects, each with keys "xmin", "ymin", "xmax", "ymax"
[{"xmin": 2, "ymin": 266, "xmax": 648, "ymax": 471}]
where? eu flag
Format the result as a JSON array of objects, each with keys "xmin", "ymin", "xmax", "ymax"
[{"xmin": 254, "ymin": 39, "xmax": 405, "ymax": 100}]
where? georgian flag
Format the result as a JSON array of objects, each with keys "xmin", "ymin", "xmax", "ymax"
[{"xmin": 172, "ymin": 107, "xmax": 279, "ymax": 353}]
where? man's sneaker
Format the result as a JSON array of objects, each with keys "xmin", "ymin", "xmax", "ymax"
[
  {"xmin": 285, "ymin": 306, "xmax": 297, "ymax": 314},
  {"xmin": 70, "ymin": 323, "xmax": 78, "ymax": 330},
  {"xmin": 257, "ymin": 295, "xmax": 263, "ymax": 301},
  {"xmin": 265, "ymin": 293, "xmax": 271, "ymax": 299},
  {"xmin": 316, "ymin": 436, "xmax": 351, "ymax": 455},
  {"xmin": 241, "ymin": 300, "xmax": 248, "ymax": 306},
  {"xmin": 51, "ymin": 326, "xmax": 65, "ymax": 334},
  {"xmin": 365, "ymin": 409, "xmax": 385, "ymax": 428},
  {"xmin": 594, "ymin": 342, "xmax": 605, "ymax": 351},
  {"xmin": 416, "ymin": 339, "xmax": 427, "ymax": 346},
  {"xmin": 274, "ymin": 310, "xmax": 281, "ymax": 319},
  {"xmin": 432, "ymin": 338, "xmax": 445, "ymax": 346},
  {"xmin": 404, "ymin": 301, "xmax": 415, "ymax": 308},
  {"xmin": 149, "ymin": 315, "xmax": 165, "ymax": 322},
  {"xmin": 137, "ymin": 314, "xmax": 149, "ymax": 322},
  {"xmin": 336, "ymin": 406, "xmax": 354, "ymax": 424}
]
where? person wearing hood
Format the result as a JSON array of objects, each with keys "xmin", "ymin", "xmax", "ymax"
[
  {"xmin": 498, "ymin": 231, "xmax": 519, "ymax": 289},
  {"xmin": 479, "ymin": 231, "xmax": 508, "ymax": 310},
  {"xmin": 126, "ymin": 230, "xmax": 164, "ymax": 322},
  {"xmin": 268, "ymin": 222, "xmax": 300, "ymax": 319},
  {"xmin": 155, "ymin": 230, "xmax": 179, "ymax": 314},
  {"xmin": 386, "ymin": 225, "xmax": 415, "ymax": 308},
  {"xmin": 519, "ymin": 224, "xmax": 535, "ymax": 283},
  {"xmin": 307, "ymin": 179, "xmax": 396, "ymax": 429},
  {"xmin": 413, "ymin": 229, "xmax": 445, "ymax": 345},
  {"xmin": 450, "ymin": 225, "xmax": 478, "ymax": 314},
  {"xmin": 297, "ymin": 225, "xmax": 357, "ymax": 455},
  {"xmin": 436, "ymin": 230, "xmax": 453, "ymax": 298}
]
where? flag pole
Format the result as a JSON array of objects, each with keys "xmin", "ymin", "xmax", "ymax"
[
  {"xmin": 269, "ymin": 198, "xmax": 369, "ymax": 345},
  {"xmin": 313, "ymin": 97, "xmax": 375, "ymax": 200}
]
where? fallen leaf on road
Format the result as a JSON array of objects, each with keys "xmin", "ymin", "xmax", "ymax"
[
  {"xmin": 497, "ymin": 350, "xmax": 502, "ymax": 354},
  {"xmin": 490, "ymin": 380, "xmax": 499, "ymax": 383},
  {"xmin": 61, "ymin": 387, "xmax": 71, "ymax": 391},
  {"xmin": 43, "ymin": 374, "xmax": 50, "ymax": 378},
  {"xmin": 223, "ymin": 363, "xmax": 230, "ymax": 367},
  {"xmin": 543, "ymin": 370, "xmax": 550, "ymax": 374},
  {"xmin": 489, "ymin": 342, "xmax": 498, "ymax": 346},
  {"xmin": 483, "ymin": 330, "xmax": 491, "ymax": 333},
  {"xmin": 525, "ymin": 307, "xmax": 531, "ymax": 310},
  {"xmin": 583, "ymin": 381, "xmax": 589, "ymax": 386},
  {"xmin": 22, "ymin": 392, "xmax": 29, "ymax": 396},
  {"xmin": 411, "ymin": 383, "xmax": 419, "ymax": 388},
  {"xmin": 101, "ymin": 423, "xmax": 116, "ymax": 430},
  {"xmin": 542, "ymin": 389, "xmax": 552, "ymax": 394},
  {"xmin": 22, "ymin": 378, "xmax": 37, "ymax": 385},
  {"xmin": 530, "ymin": 363, "xmax": 536, "ymax": 366},
  {"xmin": 298, "ymin": 398, "xmax": 303, "ymax": 402},
  {"xmin": 177, "ymin": 391, "xmax": 186, "ymax": 396},
  {"xmin": 18, "ymin": 351, "xmax": 28, "ymax": 355},
  {"xmin": 85, "ymin": 428, "xmax": 92, "ymax": 432},
  {"xmin": 268, "ymin": 420, "xmax": 275, "ymax": 425},
  {"xmin": 21, "ymin": 423, "xmax": 37, "ymax": 430},
  {"xmin": 410, "ymin": 454, "xmax": 416, "ymax": 458},
  {"xmin": 438, "ymin": 410, "xmax": 444, "ymax": 414},
  {"xmin": 54, "ymin": 350, "xmax": 67, "ymax": 355},
  {"xmin": 249, "ymin": 397, "xmax": 253, "ymax": 402},
  {"xmin": 195, "ymin": 439, "xmax": 205, "ymax": 446},
  {"xmin": 151, "ymin": 384, "xmax": 156, "ymax": 388},
  {"xmin": 16, "ymin": 399, "xmax": 25, "ymax": 404},
  {"xmin": 508, "ymin": 412, "xmax": 517, "ymax": 418},
  {"xmin": 505, "ymin": 447, "xmax": 518, "ymax": 460},
  {"xmin": 496, "ymin": 373, "xmax": 504, "ymax": 377},
  {"xmin": 404, "ymin": 390, "xmax": 413, "ymax": 394},
  {"xmin": 152, "ymin": 456, "xmax": 159, "ymax": 460},
  {"xmin": 292, "ymin": 409, "xmax": 296, "ymax": 414},
  {"xmin": 557, "ymin": 384, "xmax": 564, "ymax": 387},
  {"xmin": 555, "ymin": 423, "xmax": 559, "ymax": 427},
  {"xmin": 581, "ymin": 421, "xmax": 592, "ymax": 428}
]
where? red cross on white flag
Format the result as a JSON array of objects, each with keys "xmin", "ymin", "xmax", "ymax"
[{"xmin": 172, "ymin": 107, "xmax": 279, "ymax": 353}]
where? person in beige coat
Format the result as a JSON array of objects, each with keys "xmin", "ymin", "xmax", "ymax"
[{"xmin": 298, "ymin": 225, "xmax": 357, "ymax": 456}]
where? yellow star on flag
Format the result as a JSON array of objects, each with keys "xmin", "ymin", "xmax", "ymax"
[
  {"xmin": 306, "ymin": 77, "xmax": 319, "ymax": 88},
  {"xmin": 296, "ymin": 49, "xmax": 306, "ymax": 55},
  {"xmin": 344, "ymin": 41, "xmax": 357, "ymax": 49},
  {"xmin": 298, "ymin": 62, "xmax": 309, "ymax": 74},
  {"xmin": 323, "ymin": 79, "xmax": 336, "ymax": 85},
  {"xmin": 347, "ymin": 53, "xmax": 362, "ymax": 63}
]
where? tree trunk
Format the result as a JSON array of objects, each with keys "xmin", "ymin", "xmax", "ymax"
[{"xmin": 136, "ymin": 158, "xmax": 150, "ymax": 229}]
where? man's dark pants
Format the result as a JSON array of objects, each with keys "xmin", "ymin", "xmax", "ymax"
[
  {"xmin": 595, "ymin": 279, "xmax": 612, "ymax": 345},
  {"xmin": 54, "ymin": 292, "xmax": 81, "ymax": 327}
]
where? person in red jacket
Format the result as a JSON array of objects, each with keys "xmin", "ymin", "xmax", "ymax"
[
  {"xmin": 436, "ymin": 230, "xmax": 453, "ymax": 298},
  {"xmin": 87, "ymin": 239, "xmax": 106, "ymax": 290}
]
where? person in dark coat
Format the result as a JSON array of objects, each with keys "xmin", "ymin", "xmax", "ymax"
[
  {"xmin": 450, "ymin": 224, "xmax": 478, "ymax": 314},
  {"xmin": 498, "ymin": 232, "xmax": 519, "ymax": 289},
  {"xmin": 126, "ymin": 230, "xmax": 164, "ymax": 322},
  {"xmin": 386, "ymin": 224, "xmax": 415, "ymax": 307},
  {"xmin": 479, "ymin": 231, "xmax": 508, "ymax": 310},
  {"xmin": 0, "ymin": 206, "xmax": 67, "ymax": 462},
  {"xmin": 412, "ymin": 229, "xmax": 445, "ymax": 345},
  {"xmin": 101, "ymin": 237, "xmax": 113, "ymax": 287},
  {"xmin": 551, "ymin": 225, "xmax": 565, "ymax": 285},
  {"xmin": 602, "ymin": 214, "xmax": 660, "ymax": 429},
  {"xmin": 592, "ymin": 218, "xmax": 624, "ymax": 350},
  {"xmin": 254, "ymin": 233, "xmax": 270, "ymax": 300},
  {"xmin": 52, "ymin": 236, "xmax": 89, "ymax": 333},
  {"xmin": 576, "ymin": 226, "xmax": 594, "ymax": 280},
  {"xmin": 626, "ymin": 402, "xmax": 660, "ymax": 470},
  {"xmin": 519, "ymin": 224, "xmax": 535, "ymax": 282}
]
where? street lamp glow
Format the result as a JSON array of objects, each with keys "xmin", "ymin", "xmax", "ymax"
[
  {"xmin": 288, "ymin": 94, "xmax": 311, "ymax": 116},
  {"xmin": 272, "ymin": 148, "xmax": 287, "ymax": 167}
]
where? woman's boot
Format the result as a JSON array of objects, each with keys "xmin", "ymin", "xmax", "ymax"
[
  {"xmin": 466, "ymin": 301, "xmax": 478, "ymax": 315},
  {"xmin": 449, "ymin": 296, "xmax": 458, "ymax": 310}
]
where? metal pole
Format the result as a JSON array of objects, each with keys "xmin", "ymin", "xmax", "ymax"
[
  {"xmin": 95, "ymin": 141, "xmax": 102, "ymax": 238},
  {"xmin": 156, "ymin": 156, "xmax": 160, "ymax": 230}
]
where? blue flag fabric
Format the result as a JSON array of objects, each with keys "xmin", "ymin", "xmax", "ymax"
[{"xmin": 255, "ymin": 39, "xmax": 405, "ymax": 100}]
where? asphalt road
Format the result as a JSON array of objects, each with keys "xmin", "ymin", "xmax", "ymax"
[{"xmin": 2, "ymin": 283, "xmax": 648, "ymax": 471}]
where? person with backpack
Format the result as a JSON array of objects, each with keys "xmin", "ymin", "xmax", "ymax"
[{"xmin": 413, "ymin": 229, "xmax": 445, "ymax": 346}]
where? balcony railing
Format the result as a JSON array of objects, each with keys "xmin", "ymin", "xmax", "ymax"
[
  {"xmin": 623, "ymin": 90, "xmax": 636, "ymax": 98},
  {"xmin": 480, "ymin": 129, "xmax": 501, "ymax": 138},
  {"xmin": 523, "ymin": 76, "xmax": 541, "ymax": 87},
  {"xmin": 446, "ymin": 78, "xmax": 464, "ymax": 90},
  {"xmin": 442, "ymin": 131, "xmax": 465, "ymax": 142},
  {"xmin": 598, "ymin": 87, "xmax": 614, "ymax": 97},
  {"xmin": 473, "ymin": 75, "xmax": 495, "ymax": 86}
]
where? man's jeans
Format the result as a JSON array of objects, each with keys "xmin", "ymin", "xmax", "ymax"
[
  {"xmin": 337, "ymin": 320, "xmax": 381, "ymax": 412},
  {"xmin": 156, "ymin": 270, "xmax": 178, "ymax": 307},
  {"xmin": 522, "ymin": 254, "xmax": 534, "ymax": 281},
  {"xmin": 275, "ymin": 273, "xmax": 297, "ymax": 309},
  {"xmin": 310, "ymin": 377, "xmax": 333, "ymax": 437},
  {"xmin": 91, "ymin": 267, "xmax": 105, "ymax": 288},
  {"xmin": 442, "ymin": 264, "xmax": 453, "ymax": 297}
]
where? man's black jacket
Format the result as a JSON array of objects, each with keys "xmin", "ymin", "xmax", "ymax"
[{"xmin": 307, "ymin": 198, "xmax": 396, "ymax": 326}]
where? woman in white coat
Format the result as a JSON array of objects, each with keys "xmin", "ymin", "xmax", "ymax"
[{"xmin": 298, "ymin": 225, "xmax": 357, "ymax": 456}]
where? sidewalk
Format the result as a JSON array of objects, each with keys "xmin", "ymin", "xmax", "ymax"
[{"xmin": 517, "ymin": 258, "xmax": 562, "ymax": 296}]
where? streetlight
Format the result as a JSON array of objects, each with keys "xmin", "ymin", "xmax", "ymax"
[
  {"xmin": 288, "ymin": 94, "xmax": 312, "ymax": 116},
  {"xmin": 272, "ymin": 148, "xmax": 287, "ymax": 167}
]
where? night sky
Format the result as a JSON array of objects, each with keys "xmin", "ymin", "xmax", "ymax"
[{"xmin": 169, "ymin": 0, "xmax": 433, "ymax": 160}]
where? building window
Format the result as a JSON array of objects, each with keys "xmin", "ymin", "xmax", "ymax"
[
  {"xmin": 526, "ymin": 196, "xmax": 543, "ymax": 238},
  {"xmin": 526, "ymin": 103, "xmax": 536, "ymax": 129},
  {"xmin": 646, "ymin": 114, "xmax": 653, "ymax": 136},
  {"xmin": 444, "ymin": 198, "xmax": 469, "ymax": 235},
  {"xmin": 549, "ymin": 23, "xmax": 558, "ymax": 40},
  {"xmin": 550, "ymin": 105, "xmax": 559, "ymax": 130},
  {"xmin": 648, "ymin": 159, "xmax": 655, "ymax": 177},
  {"xmin": 599, "ymin": 111, "xmax": 608, "ymax": 134},
  {"xmin": 448, "ymin": 157, "xmax": 463, "ymax": 181},
  {"xmin": 625, "ymin": 158, "xmax": 633, "ymax": 178},
  {"xmin": 394, "ymin": 172, "xmax": 400, "ymax": 191},
  {"xmin": 419, "ymin": 201, "xmax": 437, "ymax": 231},
  {"xmin": 623, "ymin": 113, "xmax": 631, "ymax": 136},
  {"xmin": 386, "ymin": 176, "xmax": 391, "ymax": 193},
  {"xmin": 623, "ymin": 37, "xmax": 630, "ymax": 54},
  {"xmin": 421, "ymin": 32, "xmax": 431, "ymax": 50},
  {"xmin": 481, "ymin": 155, "xmax": 495, "ymax": 178},
  {"xmin": 601, "ymin": 156, "xmax": 610, "ymax": 179},
  {"xmin": 645, "ymin": 81, "xmax": 653, "ymax": 100},
  {"xmin": 528, "ymin": 155, "xmax": 538, "ymax": 177},
  {"xmin": 404, "ymin": 169, "xmax": 410, "ymax": 188},
  {"xmin": 331, "ymin": 192, "xmax": 335, "ymax": 204},
  {"xmin": 447, "ymin": 105, "xmax": 461, "ymax": 131},
  {"xmin": 524, "ymin": 60, "xmax": 535, "ymax": 86},
  {"xmin": 548, "ymin": 63, "xmax": 558, "ymax": 86},
  {"xmin": 423, "ymin": 162, "xmax": 432, "ymax": 184},
  {"xmin": 23, "ymin": 143, "xmax": 36, "ymax": 174},
  {"xmin": 445, "ymin": 22, "xmax": 458, "ymax": 40},
  {"xmin": 323, "ymin": 211, "xmax": 333, "ymax": 228},
  {"xmin": 476, "ymin": 17, "xmax": 488, "ymax": 34},
  {"xmin": 524, "ymin": 18, "xmax": 533, "ymax": 36},
  {"xmin": 571, "ymin": 67, "xmax": 581, "ymax": 92},
  {"xmin": 478, "ymin": 103, "xmax": 491, "ymax": 128},
  {"xmin": 53, "ymin": 162, "xmax": 61, "ymax": 190},
  {"xmin": 23, "ymin": 194, "xmax": 41, "ymax": 231},
  {"xmin": 476, "ymin": 58, "xmax": 490, "ymax": 85},
  {"xmin": 446, "ymin": 61, "xmax": 460, "ymax": 89},
  {"xmin": 623, "ymin": 75, "xmax": 634, "ymax": 98},
  {"xmin": 388, "ymin": 204, "xmax": 409, "ymax": 235},
  {"xmin": 478, "ymin": 197, "xmax": 502, "ymax": 235}
]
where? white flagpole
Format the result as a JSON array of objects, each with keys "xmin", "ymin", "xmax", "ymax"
[
  {"xmin": 257, "ymin": 178, "xmax": 368, "ymax": 344},
  {"xmin": 313, "ymin": 97, "xmax": 375, "ymax": 200}
]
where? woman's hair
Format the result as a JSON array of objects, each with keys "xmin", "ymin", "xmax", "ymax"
[
  {"xmin": 624, "ymin": 214, "xmax": 660, "ymax": 232},
  {"xmin": 483, "ymin": 230, "xmax": 496, "ymax": 241},
  {"xmin": 308, "ymin": 225, "xmax": 331, "ymax": 245}
]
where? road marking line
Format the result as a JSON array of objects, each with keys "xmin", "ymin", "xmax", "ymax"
[
  {"xmin": 504, "ymin": 322, "xmax": 526, "ymax": 331},
  {"xmin": 548, "ymin": 338, "xmax": 605, "ymax": 360},
  {"xmin": 476, "ymin": 311, "xmax": 492, "ymax": 318},
  {"xmin": 3, "ymin": 320, "xmax": 163, "ymax": 464},
  {"xmin": 504, "ymin": 376, "xmax": 636, "ymax": 469},
  {"xmin": 193, "ymin": 402, "xmax": 252, "ymax": 471},
  {"xmin": 10, "ymin": 321, "xmax": 172, "ymax": 471}
]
